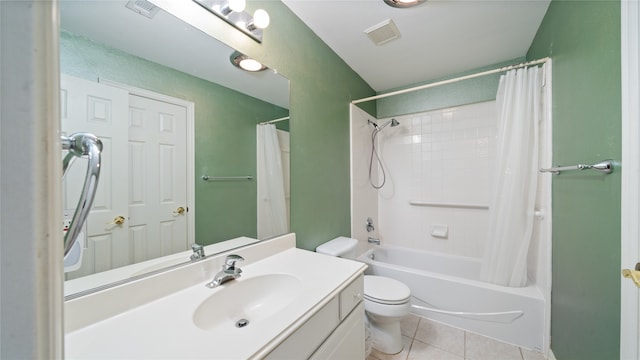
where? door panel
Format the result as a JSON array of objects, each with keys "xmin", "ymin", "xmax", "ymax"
[
  {"xmin": 61, "ymin": 75, "xmax": 129, "ymax": 278},
  {"xmin": 127, "ymin": 95, "xmax": 188, "ymax": 261}
]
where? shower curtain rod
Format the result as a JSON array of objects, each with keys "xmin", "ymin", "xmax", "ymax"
[
  {"xmin": 258, "ymin": 116, "xmax": 290, "ymax": 125},
  {"xmin": 351, "ymin": 57, "xmax": 550, "ymax": 104}
]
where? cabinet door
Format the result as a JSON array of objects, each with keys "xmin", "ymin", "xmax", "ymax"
[{"xmin": 310, "ymin": 302, "xmax": 365, "ymax": 360}]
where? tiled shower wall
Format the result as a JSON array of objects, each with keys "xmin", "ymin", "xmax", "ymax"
[{"xmin": 376, "ymin": 101, "xmax": 497, "ymax": 258}]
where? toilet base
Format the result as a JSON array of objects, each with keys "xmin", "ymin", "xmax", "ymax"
[{"xmin": 366, "ymin": 313, "xmax": 404, "ymax": 354}]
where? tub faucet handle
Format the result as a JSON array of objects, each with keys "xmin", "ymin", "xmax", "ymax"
[{"xmin": 366, "ymin": 217, "xmax": 375, "ymax": 232}]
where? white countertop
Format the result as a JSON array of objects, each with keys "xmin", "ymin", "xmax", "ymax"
[
  {"xmin": 65, "ymin": 236, "xmax": 259, "ymax": 297},
  {"xmin": 65, "ymin": 239, "xmax": 366, "ymax": 359}
]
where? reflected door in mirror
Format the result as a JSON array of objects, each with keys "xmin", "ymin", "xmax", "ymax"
[
  {"xmin": 128, "ymin": 94, "xmax": 189, "ymax": 261},
  {"xmin": 62, "ymin": 75, "xmax": 129, "ymax": 278},
  {"xmin": 62, "ymin": 75, "xmax": 190, "ymax": 279}
]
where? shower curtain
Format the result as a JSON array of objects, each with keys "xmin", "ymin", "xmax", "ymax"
[
  {"xmin": 256, "ymin": 124, "xmax": 288, "ymax": 239},
  {"xmin": 480, "ymin": 66, "xmax": 543, "ymax": 287}
]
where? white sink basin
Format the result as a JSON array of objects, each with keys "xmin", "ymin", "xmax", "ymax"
[{"xmin": 193, "ymin": 274, "xmax": 303, "ymax": 331}]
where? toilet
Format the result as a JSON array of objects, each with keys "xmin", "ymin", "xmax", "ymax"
[{"xmin": 316, "ymin": 237, "xmax": 411, "ymax": 354}]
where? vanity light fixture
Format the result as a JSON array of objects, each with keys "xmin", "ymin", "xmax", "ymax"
[
  {"xmin": 192, "ymin": 0, "xmax": 270, "ymax": 43},
  {"xmin": 383, "ymin": 0, "xmax": 425, "ymax": 8},
  {"xmin": 220, "ymin": 0, "xmax": 245, "ymax": 15},
  {"xmin": 230, "ymin": 51, "xmax": 267, "ymax": 72}
]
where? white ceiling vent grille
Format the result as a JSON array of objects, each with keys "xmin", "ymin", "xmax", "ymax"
[
  {"xmin": 125, "ymin": 0, "xmax": 160, "ymax": 19},
  {"xmin": 364, "ymin": 19, "xmax": 401, "ymax": 46}
]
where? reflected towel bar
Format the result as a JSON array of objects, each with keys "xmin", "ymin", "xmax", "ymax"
[
  {"xmin": 202, "ymin": 175, "xmax": 254, "ymax": 181},
  {"xmin": 539, "ymin": 159, "xmax": 614, "ymax": 175},
  {"xmin": 409, "ymin": 201, "xmax": 489, "ymax": 210}
]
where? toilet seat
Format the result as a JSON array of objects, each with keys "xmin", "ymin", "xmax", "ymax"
[{"xmin": 364, "ymin": 275, "xmax": 411, "ymax": 305}]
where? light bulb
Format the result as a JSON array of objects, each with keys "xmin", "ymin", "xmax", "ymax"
[
  {"xmin": 239, "ymin": 58, "xmax": 264, "ymax": 72},
  {"xmin": 252, "ymin": 9, "xmax": 270, "ymax": 29},
  {"xmin": 227, "ymin": 0, "xmax": 246, "ymax": 12},
  {"xmin": 219, "ymin": 0, "xmax": 245, "ymax": 15}
]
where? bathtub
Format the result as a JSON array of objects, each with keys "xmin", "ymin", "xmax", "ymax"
[{"xmin": 357, "ymin": 245, "xmax": 546, "ymax": 352}]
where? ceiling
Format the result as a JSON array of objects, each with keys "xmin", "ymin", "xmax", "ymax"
[
  {"xmin": 60, "ymin": 0, "xmax": 550, "ymax": 103},
  {"xmin": 59, "ymin": 0, "xmax": 290, "ymax": 108},
  {"xmin": 281, "ymin": 0, "xmax": 551, "ymax": 92}
]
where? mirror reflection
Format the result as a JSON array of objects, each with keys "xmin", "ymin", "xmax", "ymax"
[{"xmin": 60, "ymin": 0, "xmax": 290, "ymax": 296}]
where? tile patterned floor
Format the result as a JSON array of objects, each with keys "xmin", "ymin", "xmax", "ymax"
[{"xmin": 366, "ymin": 315, "xmax": 548, "ymax": 360}]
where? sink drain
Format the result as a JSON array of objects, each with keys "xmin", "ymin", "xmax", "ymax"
[{"xmin": 235, "ymin": 318, "xmax": 250, "ymax": 328}]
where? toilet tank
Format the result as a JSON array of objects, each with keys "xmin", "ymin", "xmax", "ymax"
[{"xmin": 316, "ymin": 236, "xmax": 358, "ymax": 259}]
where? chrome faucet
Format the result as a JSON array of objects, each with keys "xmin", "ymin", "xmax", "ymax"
[
  {"xmin": 206, "ymin": 254, "xmax": 244, "ymax": 288},
  {"xmin": 368, "ymin": 237, "xmax": 381, "ymax": 245},
  {"xmin": 190, "ymin": 244, "xmax": 205, "ymax": 261}
]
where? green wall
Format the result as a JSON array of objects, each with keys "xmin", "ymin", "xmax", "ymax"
[
  {"xmin": 375, "ymin": 58, "xmax": 523, "ymax": 118},
  {"xmin": 60, "ymin": 31, "xmax": 288, "ymax": 245},
  {"xmin": 216, "ymin": 1, "xmax": 376, "ymax": 250},
  {"xmin": 527, "ymin": 1, "xmax": 621, "ymax": 358}
]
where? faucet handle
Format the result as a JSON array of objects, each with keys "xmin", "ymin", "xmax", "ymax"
[
  {"xmin": 190, "ymin": 244, "xmax": 205, "ymax": 260},
  {"xmin": 224, "ymin": 254, "xmax": 244, "ymax": 270}
]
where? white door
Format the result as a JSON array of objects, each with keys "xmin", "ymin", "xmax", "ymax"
[
  {"xmin": 621, "ymin": 1, "xmax": 640, "ymax": 358},
  {"xmin": 128, "ymin": 95, "xmax": 189, "ymax": 262},
  {"xmin": 60, "ymin": 74, "xmax": 130, "ymax": 278}
]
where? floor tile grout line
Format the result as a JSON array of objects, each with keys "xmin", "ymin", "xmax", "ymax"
[
  {"xmin": 463, "ymin": 329, "xmax": 467, "ymax": 359},
  {"xmin": 404, "ymin": 337, "xmax": 413, "ymax": 360}
]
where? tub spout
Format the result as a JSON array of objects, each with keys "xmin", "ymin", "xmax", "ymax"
[{"xmin": 368, "ymin": 237, "xmax": 381, "ymax": 245}]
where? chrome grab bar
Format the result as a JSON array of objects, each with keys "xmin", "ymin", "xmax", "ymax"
[{"xmin": 62, "ymin": 133, "xmax": 103, "ymax": 256}]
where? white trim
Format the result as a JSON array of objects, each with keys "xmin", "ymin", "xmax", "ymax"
[
  {"xmin": 537, "ymin": 59, "xmax": 553, "ymax": 358},
  {"xmin": 98, "ymin": 79, "xmax": 197, "ymax": 247},
  {"xmin": 621, "ymin": 0, "xmax": 640, "ymax": 359},
  {"xmin": 1, "ymin": 1, "xmax": 63, "ymax": 357},
  {"xmin": 351, "ymin": 57, "xmax": 550, "ymax": 104}
]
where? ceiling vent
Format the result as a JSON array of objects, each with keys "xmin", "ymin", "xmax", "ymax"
[
  {"xmin": 125, "ymin": 0, "xmax": 160, "ymax": 19},
  {"xmin": 364, "ymin": 19, "xmax": 401, "ymax": 46}
]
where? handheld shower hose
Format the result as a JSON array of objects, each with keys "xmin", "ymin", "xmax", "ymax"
[{"xmin": 368, "ymin": 119, "xmax": 399, "ymax": 189}]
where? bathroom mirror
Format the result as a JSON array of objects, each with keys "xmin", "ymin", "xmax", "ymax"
[{"xmin": 60, "ymin": 0, "xmax": 290, "ymax": 297}]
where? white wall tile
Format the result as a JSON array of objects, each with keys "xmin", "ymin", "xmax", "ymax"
[{"xmin": 377, "ymin": 101, "xmax": 497, "ymax": 258}]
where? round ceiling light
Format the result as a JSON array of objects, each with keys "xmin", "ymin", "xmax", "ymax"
[
  {"xmin": 383, "ymin": 0, "xmax": 425, "ymax": 8},
  {"xmin": 230, "ymin": 51, "xmax": 267, "ymax": 72}
]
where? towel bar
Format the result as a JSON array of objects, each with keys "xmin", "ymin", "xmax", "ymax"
[
  {"xmin": 201, "ymin": 175, "xmax": 254, "ymax": 181},
  {"xmin": 539, "ymin": 160, "xmax": 613, "ymax": 175}
]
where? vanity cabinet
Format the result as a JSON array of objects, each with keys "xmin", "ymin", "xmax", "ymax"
[
  {"xmin": 265, "ymin": 274, "xmax": 365, "ymax": 360},
  {"xmin": 309, "ymin": 302, "xmax": 365, "ymax": 360},
  {"xmin": 64, "ymin": 236, "xmax": 369, "ymax": 360}
]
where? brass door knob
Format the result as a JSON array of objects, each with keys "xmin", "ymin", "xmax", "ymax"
[
  {"xmin": 173, "ymin": 206, "xmax": 186, "ymax": 215},
  {"xmin": 109, "ymin": 215, "xmax": 126, "ymax": 225},
  {"xmin": 622, "ymin": 262, "xmax": 640, "ymax": 288}
]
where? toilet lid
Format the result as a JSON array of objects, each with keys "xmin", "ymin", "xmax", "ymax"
[{"xmin": 364, "ymin": 275, "xmax": 411, "ymax": 305}]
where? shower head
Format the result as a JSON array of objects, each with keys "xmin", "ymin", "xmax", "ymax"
[{"xmin": 377, "ymin": 118, "xmax": 400, "ymax": 131}]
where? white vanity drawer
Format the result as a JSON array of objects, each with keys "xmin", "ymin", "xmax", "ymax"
[
  {"xmin": 265, "ymin": 296, "xmax": 340, "ymax": 360},
  {"xmin": 339, "ymin": 274, "xmax": 364, "ymax": 320},
  {"xmin": 309, "ymin": 302, "xmax": 365, "ymax": 360}
]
